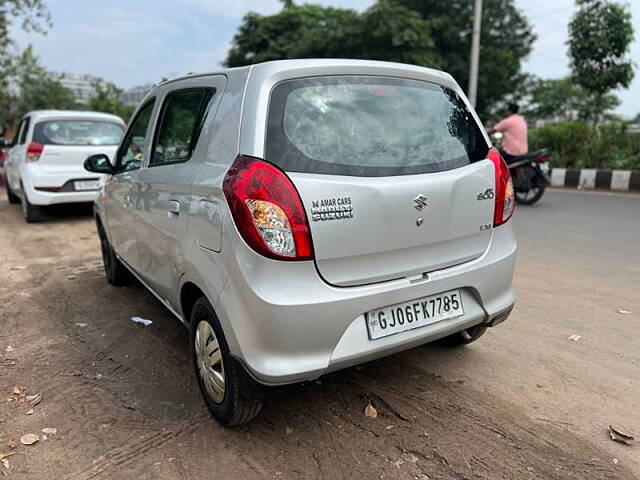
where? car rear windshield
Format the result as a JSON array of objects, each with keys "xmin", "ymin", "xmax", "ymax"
[
  {"xmin": 33, "ymin": 120, "xmax": 124, "ymax": 146},
  {"xmin": 266, "ymin": 76, "xmax": 489, "ymax": 177}
]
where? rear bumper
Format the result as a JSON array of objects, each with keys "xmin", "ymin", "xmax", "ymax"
[
  {"xmin": 21, "ymin": 164, "xmax": 103, "ymax": 205},
  {"xmin": 216, "ymin": 223, "xmax": 517, "ymax": 385}
]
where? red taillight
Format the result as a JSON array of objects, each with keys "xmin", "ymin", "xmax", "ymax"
[
  {"xmin": 223, "ymin": 155, "xmax": 314, "ymax": 261},
  {"xmin": 537, "ymin": 154, "xmax": 550, "ymax": 163},
  {"xmin": 26, "ymin": 141, "xmax": 44, "ymax": 163},
  {"xmin": 487, "ymin": 148, "xmax": 515, "ymax": 226}
]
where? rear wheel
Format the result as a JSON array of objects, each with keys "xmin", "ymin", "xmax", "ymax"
[
  {"xmin": 515, "ymin": 185, "xmax": 545, "ymax": 205},
  {"xmin": 6, "ymin": 183, "xmax": 20, "ymax": 204},
  {"xmin": 20, "ymin": 188, "xmax": 42, "ymax": 223},
  {"xmin": 439, "ymin": 324, "xmax": 487, "ymax": 347},
  {"xmin": 191, "ymin": 297, "xmax": 262, "ymax": 426},
  {"xmin": 97, "ymin": 222, "xmax": 133, "ymax": 286}
]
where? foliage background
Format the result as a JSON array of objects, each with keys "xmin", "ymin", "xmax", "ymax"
[
  {"xmin": 568, "ymin": 0, "xmax": 635, "ymax": 128},
  {"xmin": 529, "ymin": 121, "xmax": 640, "ymax": 170},
  {"xmin": 226, "ymin": 0, "xmax": 536, "ymax": 122},
  {"xmin": 0, "ymin": 0, "xmax": 133, "ymax": 135},
  {"xmin": 2, "ymin": 0, "xmax": 638, "ymax": 170}
]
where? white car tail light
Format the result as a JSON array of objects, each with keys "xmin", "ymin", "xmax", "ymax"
[
  {"xmin": 488, "ymin": 148, "xmax": 515, "ymax": 226},
  {"xmin": 223, "ymin": 155, "xmax": 314, "ymax": 260}
]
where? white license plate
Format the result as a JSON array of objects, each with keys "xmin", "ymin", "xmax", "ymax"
[
  {"xmin": 365, "ymin": 289, "xmax": 464, "ymax": 340},
  {"xmin": 74, "ymin": 180, "xmax": 100, "ymax": 191}
]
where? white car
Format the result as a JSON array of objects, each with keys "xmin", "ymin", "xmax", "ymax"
[
  {"xmin": 85, "ymin": 59, "xmax": 517, "ymax": 426},
  {"xmin": 4, "ymin": 110, "xmax": 125, "ymax": 222}
]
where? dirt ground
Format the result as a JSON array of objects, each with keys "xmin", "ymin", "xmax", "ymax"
[{"xmin": 0, "ymin": 191, "xmax": 638, "ymax": 480}]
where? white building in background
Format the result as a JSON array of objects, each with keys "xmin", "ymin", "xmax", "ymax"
[
  {"xmin": 121, "ymin": 84, "xmax": 154, "ymax": 107},
  {"xmin": 52, "ymin": 72, "xmax": 154, "ymax": 108},
  {"xmin": 56, "ymin": 73, "xmax": 100, "ymax": 104}
]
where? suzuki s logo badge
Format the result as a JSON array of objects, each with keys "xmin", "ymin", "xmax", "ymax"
[
  {"xmin": 476, "ymin": 188, "xmax": 494, "ymax": 201},
  {"xmin": 413, "ymin": 194, "xmax": 428, "ymax": 211}
]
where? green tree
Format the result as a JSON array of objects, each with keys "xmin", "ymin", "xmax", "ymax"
[
  {"xmin": 86, "ymin": 81, "xmax": 134, "ymax": 122},
  {"xmin": 347, "ymin": 0, "xmax": 436, "ymax": 67},
  {"xmin": 0, "ymin": 46, "xmax": 77, "ymax": 127},
  {"xmin": 568, "ymin": 0, "xmax": 635, "ymax": 128},
  {"xmin": 524, "ymin": 77, "xmax": 619, "ymax": 123},
  {"xmin": 226, "ymin": 4, "xmax": 360, "ymax": 66},
  {"xmin": 225, "ymin": 0, "xmax": 437, "ymax": 68},
  {"xmin": 225, "ymin": 0, "xmax": 534, "ymax": 121},
  {"xmin": 395, "ymin": 0, "xmax": 536, "ymax": 121},
  {"xmin": 0, "ymin": 0, "xmax": 51, "ymax": 129},
  {"xmin": 0, "ymin": 0, "xmax": 50, "ymax": 62}
]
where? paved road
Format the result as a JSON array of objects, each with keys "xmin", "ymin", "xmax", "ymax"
[
  {"xmin": 0, "ymin": 189, "xmax": 638, "ymax": 479},
  {"xmin": 515, "ymin": 188, "xmax": 640, "ymax": 288},
  {"xmin": 405, "ymin": 188, "xmax": 640, "ymax": 469}
]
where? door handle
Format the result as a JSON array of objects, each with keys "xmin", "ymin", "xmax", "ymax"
[{"xmin": 168, "ymin": 200, "xmax": 180, "ymax": 215}]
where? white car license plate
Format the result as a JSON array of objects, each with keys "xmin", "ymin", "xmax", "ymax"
[
  {"xmin": 365, "ymin": 289, "xmax": 464, "ymax": 340},
  {"xmin": 74, "ymin": 180, "xmax": 100, "ymax": 191}
]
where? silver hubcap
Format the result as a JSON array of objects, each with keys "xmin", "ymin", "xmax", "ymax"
[{"xmin": 195, "ymin": 320, "xmax": 225, "ymax": 403}]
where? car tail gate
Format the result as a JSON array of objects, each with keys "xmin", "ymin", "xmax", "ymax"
[
  {"xmin": 261, "ymin": 75, "xmax": 500, "ymax": 286},
  {"xmin": 291, "ymin": 165, "xmax": 495, "ymax": 286}
]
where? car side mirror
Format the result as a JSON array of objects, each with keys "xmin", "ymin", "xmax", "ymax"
[{"xmin": 84, "ymin": 154, "xmax": 115, "ymax": 174}]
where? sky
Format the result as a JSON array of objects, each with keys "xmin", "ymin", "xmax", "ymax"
[{"xmin": 10, "ymin": 0, "xmax": 640, "ymax": 118}]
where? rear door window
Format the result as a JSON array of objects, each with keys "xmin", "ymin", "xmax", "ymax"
[
  {"xmin": 116, "ymin": 100, "xmax": 155, "ymax": 172},
  {"xmin": 150, "ymin": 89, "xmax": 214, "ymax": 167},
  {"xmin": 266, "ymin": 76, "xmax": 488, "ymax": 177},
  {"xmin": 33, "ymin": 120, "xmax": 124, "ymax": 146}
]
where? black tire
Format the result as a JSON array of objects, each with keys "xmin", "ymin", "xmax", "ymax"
[
  {"xmin": 6, "ymin": 183, "xmax": 20, "ymax": 204},
  {"xmin": 97, "ymin": 221, "xmax": 133, "ymax": 286},
  {"xmin": 439, "ymin": 324, "xmax": 488, "ymax": 347},
  {"xmin": 515, "ymin": 185, "xmax": 545, "ymax": 205},
  {"xmin": 190, "ymin": 297, "xmax": 262, "ymax": 426},
  {"xmin": 20, "ymin": 188, "xmax": 42, "ymax": 223}
]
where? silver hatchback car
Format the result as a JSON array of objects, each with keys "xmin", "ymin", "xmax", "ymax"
[{"xmin": 85, "ymin": 59, "xmax": 517, "ymax": 426}]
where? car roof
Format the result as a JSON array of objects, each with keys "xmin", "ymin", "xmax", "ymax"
[
  {"xmin": 142, "ymin": 59, "xmax": 459, "ymax": 117},
  {"xmin": 135, "ymin": 59, "xmax": 459, "ymax": 116},
  {"xmin": 24, "ymin": 110, "xmax": 125, "ymax": 124},
  {"xmin": 156, "ymin": 58, "xmax": 455, "ymax": 88}
]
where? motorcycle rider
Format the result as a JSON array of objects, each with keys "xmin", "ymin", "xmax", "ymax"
[{"xmin": 487, "ymin": 102, "xmax": 528, "ymax": 164}]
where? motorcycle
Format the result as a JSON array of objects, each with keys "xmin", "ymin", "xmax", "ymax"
[
  {"xmin": 490, "ymin": 132, "xmax": 551, "ymax": 205},
  {"xmin": 506, "ymin": 150, "xmax": 551, "ymax": 205}
]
